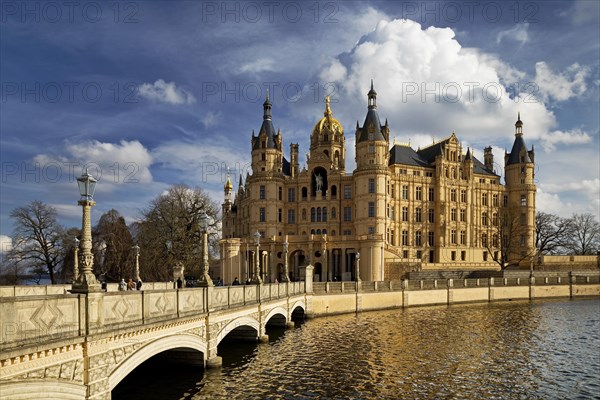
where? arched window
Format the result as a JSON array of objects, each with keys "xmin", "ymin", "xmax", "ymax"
[
  {"xmin": 302, "ymin": 187, "xmax": 308, "ymax": 199},
  {"xmin": 316, "ymin": 229, "xmax": 321, "ymax": 235},
  {"xmin": 322, "ymin": 229, "xmax": 327, "ymax": 235},
  {"xmin": 323, "ymin": 207, "xmax": 327, "ymax": 222},
  {"xmin": 311, "ymin": 229, "xmax": 315, "ymax": 234},
  {"xmin": 331, "ymin": 207, "xmax": 336, "ymax": 219},
  {"xmin": 331, "ymin": 185, "xmax": 337, "ymax": 198},
  {"xmin": 317, "ymin": 207, "xmax": 322, "ymax": 222},
  {"xmin": 311, "ymin": 207, "xmax": 316, "ymax": 222},
  {"xmin": 302, "ymin": 208, "xmax": 307, "ymax": 221}
]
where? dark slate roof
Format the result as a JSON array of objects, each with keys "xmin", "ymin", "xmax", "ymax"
[
  {"xmin": 506, "ymin": 135, "xmax": 531, "ymax": 165},
  {"xmin": 416, "ymin": 139, "xmax": 448, "ymax": 164},
  {"xmin": 282, "ymin": 156, "xmax": 291, "ymax": 176},
  {"xmin": 252, "ymin": 119, "xmax": 277, "ymax": 150},
  {"xmin": 356, "ymin": 109, "xmax": 386, "ymax": 143},
  {"xmin": 473, "ymin": 157, "xmax": 499, "ymax": 176},
  {"xmin": 389, "ymin": 145, "xmax": 429, "ymax": 167}
]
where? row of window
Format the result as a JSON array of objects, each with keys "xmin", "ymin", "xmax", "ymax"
[
  {"xmin": 260, "ymin": 184, "xmax": 528, "ymax": 208},
  {"xmin": 259, "ymin": 206, "xmax": 354, "ymax": 223}
]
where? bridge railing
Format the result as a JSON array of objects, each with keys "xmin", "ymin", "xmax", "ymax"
[
  {"xmin": 312, "ymin": 271, "xmax": 600, "ymax": 294},
  {"xmin": 0, "ymin": 281, "xmax": 307, "ymax": 355}
]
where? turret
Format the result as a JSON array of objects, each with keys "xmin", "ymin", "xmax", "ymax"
[
  {"xmin": 290, "ymin": 143, "xmax": 299, "ymax": 178},
  {"xmin": 484, "ymin": 146, "xmax": 494, "ymax": 172},
  {"xmin": 355, "ymin": 81, "xmax": 389, "ymax": 170},
  {"xmin": 504, "ymin": 113, "xmax": 536, "ymax": 264},
  {"xmin": 251, "ymin": 91, "xmax": 284, "ymax": 174}
]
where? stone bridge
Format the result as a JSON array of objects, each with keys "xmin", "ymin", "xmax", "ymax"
[
  {"xmin": 0, "ymin": 281, "xmax": 310, "ymax": 400},
  {"xmin": 1, "ymin": 269, "xmax": 599, "ymax": 399}
]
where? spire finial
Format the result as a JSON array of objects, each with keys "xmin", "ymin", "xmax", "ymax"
[
  {"xmin": 371, "ymin": 79, "xmax": 374, "ymax": 90},
  {"xmin": 266, "ymin": 88, "xmax": 270, "ymax": 102},
  {"xmin": 324, "ymin": 95, "xmax": 332, "ymax": 117}
]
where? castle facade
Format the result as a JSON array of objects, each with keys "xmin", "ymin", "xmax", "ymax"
[{"xmin": 219, "ymin": 83, "xmax": 536, "ymax": 283}]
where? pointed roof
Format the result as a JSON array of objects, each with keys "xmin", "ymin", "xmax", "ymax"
[
  {"xmin": 252, "ymin": 92, "xmax": 277, "ymax": 150},
  {"xmin": 357, "ymin": 81, "xmax": 386, "ymax": 143},
  {"xmin": 465, "ymin": 147, "xmax": 472, "ymax": 161},
  {"xmin": 507, "ymin": 113, "xmax": 532, "ymax": 165}
]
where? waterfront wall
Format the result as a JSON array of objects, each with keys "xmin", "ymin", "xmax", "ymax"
[{"xmin": 309, "ymin": 272, "xmax": 600, "ymax": 316}]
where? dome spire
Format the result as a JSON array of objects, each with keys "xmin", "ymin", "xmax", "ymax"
[
  {"xmin": 515, "ymin": 112, "xmax": 523, "ymax": 136},
  {"xmin": 263, "ymin": 90, "xmax": 272, "ymax": 120},
  {"xmin": 368, "ymin": 79, "xmax": 377, "ymax": 109}
]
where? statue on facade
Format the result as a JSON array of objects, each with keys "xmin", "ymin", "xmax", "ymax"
[{"xmin": 315, "ymin": 173, "xmax": 323, "ymax": 192}]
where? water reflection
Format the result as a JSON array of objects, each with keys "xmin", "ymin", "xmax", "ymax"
[{"xmin": 113, "ymin": 299, "xmax": 599, "ymax": 399}]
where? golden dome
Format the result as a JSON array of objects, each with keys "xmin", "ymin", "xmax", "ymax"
[
  {"xmin": 312, "ymin": 96, "xmax": 343, "ymax": 136},
  {"xmin": 224, "ymin": 175, "xmax": 233, "ymax": 191}
]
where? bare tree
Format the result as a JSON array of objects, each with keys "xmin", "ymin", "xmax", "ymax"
[
  {"xmin": 93, "ymin": 209, "xmax": 135, "ymax": 282},
  {"xmin": 486, "ymin": 209, "xmax": 535, "ymax": 269},
  {"xmin": 564, "ymin": 213, "xmax": 600, "ymax": 255},
  {"xmin": 535, "ymin": 212, "xmax": 573, "ymax": 255},
  {"xmin": 7, "ymin": 201, "xmax": 65, "ymax": 284},
  {"xmin": 137, "ymin": 184, "xmax": 220, "ymax": 281}
]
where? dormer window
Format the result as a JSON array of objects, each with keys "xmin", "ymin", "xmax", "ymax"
[
  {"xmin": 368, "ymin": 131, "xmax": 374, "ymax": 140},
  {"xmin": 323, "ymin": 134, "xmax": 328, "ymax": 142},
  {"xmin": 262, "ymin": 141, "xmax": 266, "ymax": 148}
]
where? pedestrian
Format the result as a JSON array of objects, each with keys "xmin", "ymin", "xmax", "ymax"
[
  {"xmin": 119, "ymin": 278, "xmax": 127, "ymax": 291},
  {"xmin": 232, "ymin": 277, "xmax": 240, "ymax": 285},
  {"xmin": 245, "ymin": 278, "xmax": 251, "ymax": 285},
  {"xmin": 127, "ymin": 278, "xmax": 135, "ymax": 290},
  {"xmin": 177, "ymin": 276, "xmax": 183, "ymax": 288},
  {"xmin": 136, "ymin": 278, "xmax": 143, "ymax": 290}
]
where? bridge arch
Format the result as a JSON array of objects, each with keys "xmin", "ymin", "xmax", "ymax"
[
  {"xmin": 265, "ymin": 306, "xmax": 289, "ymax": 324},
  {"xmin": 216, "ymin": 316, "xmax": 260, "ymax": 345},
  {"xmin": 0, "ymin": 380, "xmax": 85, "ymax": 400},
  {"xmin": 109, "ymin": 333, "xmax": 207, "ymax": 391}
]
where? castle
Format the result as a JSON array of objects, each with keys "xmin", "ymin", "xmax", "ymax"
[{"xmin": 219, "ymin": 82, "xmax": 536, "ymax": 283}]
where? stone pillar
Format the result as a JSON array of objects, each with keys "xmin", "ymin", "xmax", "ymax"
[
  {"xmin": 72, "ymin": 200, "xmax": 101, "ymax": 293},
  {"xmin": 305, "ymin": 265, "xmax": 314, "ymax": 294}
]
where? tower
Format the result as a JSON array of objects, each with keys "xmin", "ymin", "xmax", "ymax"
[
  {"xmin": 353, "ymin": 81, "xmax": 390, "ymax": 280},
  {"xmin": 251, "ymin": 91, "xmax": 284, "ymax": 175},
  {"xmin": 504, "ymin": 113, "xmax": 536, "ymax": 264}
]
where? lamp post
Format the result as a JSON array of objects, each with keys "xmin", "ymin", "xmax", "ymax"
[
  {"xmin": 73, "ymin": 237, "xmax": 79, "ymax": 282},
  {"xmin": 355, "ymin": 251, "xmax": 361, "ymax": 282},
  {"xmin": 133, "ymin": 244, "xmax": 140, "ymax": 281},
  {"xmin": 282, "ymin": 237, "xmax": 290, "ymax": 282},
  {"xmin": 72, "ymin": 169, "xmax": 101, "ymax": 293},
  {"xmin": 197, "ymin": 211, "xmax": 214, "ymax": 286},
  {"xmin": 252, "ymin": 231, "xmax": 263, "ymax": 284}
]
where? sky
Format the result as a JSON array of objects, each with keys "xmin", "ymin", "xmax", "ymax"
[{"xmin": 1, "ymin": 0, "xmax": 599, "ymax": 252}]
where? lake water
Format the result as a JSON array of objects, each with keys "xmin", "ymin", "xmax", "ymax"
[{"xmin": 113, "ymin": 299, "xmax": 600, "ymax": 399}]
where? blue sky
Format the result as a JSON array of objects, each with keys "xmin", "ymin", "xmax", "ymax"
[{"xmin": 1, "ymin": 0, "xmax": 599, "ymax": 250}]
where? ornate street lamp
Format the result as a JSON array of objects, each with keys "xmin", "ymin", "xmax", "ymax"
[
  {"xmin": 72, "ymin": 169, "xmax": 101, "ymax": 293},
  {"xmin": 251, "ymin": 231, "xmax": 263, "ymax": 284},
  {"xmin": 282, "ymin": 238, "xmax": 290, "ymax": 282},
  {"xmin": 355, "ymin": 251, "xmax": 361, "ymax": 282},
  {"xmin": 197, "ymin": 210, "xmax": 214, "ymax": 286},
  {"xmin": 73, "ymin": 237, "xmax": 80, "ymax": 282},
  {"xmin": 133, "ymin": 244, "xmax": 141, "ymax": 281}
]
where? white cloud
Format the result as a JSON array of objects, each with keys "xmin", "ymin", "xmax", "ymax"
[
  {"xmin": 0, "ymin": 235, "xmax": 12, "ymax": 254},
  {"xmin": 152, "ymin": 140, "xmax": 251, "ymax": 187},
  {"xmin": 319, "ymin": 59, "xmax": 347, "ymax": 83},
  {"xmin": 536, "ymin": 188, "xmax": 569, "ymax": 215},
  {"xmin": 534, "ymin": 62, "xmax": 590, "ymax": 102},
  {"xmin": 496, "ymin": 23, "xmax": 529, "ymax": 45},
  {"xmin": 138, "ymin": 79, "xmax": 196, "ymax": 105},
  {"xmin": 202, "ymin": 111, "xmax": 222, "ymax": 129},
  {"xmin": 315, "ymin": 18, "xmax": 556, "ymax": 149},
  {"xmin": 34, "ymin": 140, "xmax": 154, "ymax": 185},
  {"xmin": 570, "ymin": 0, "xmax": 600, "ymax": 24},
  {"xmin": 239, "ymin": 58, "xmax": 277, "ymax": 74},
  {"xmin": 539, "ymin": 128, "xmax": 592, "ymax": 152}
]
